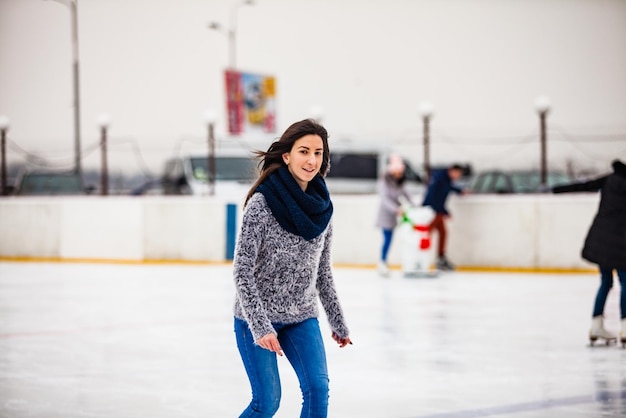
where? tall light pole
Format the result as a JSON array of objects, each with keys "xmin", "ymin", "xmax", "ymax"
[
  {"xmin": 0, "ymin": 115, "xmax": 9, "ymax": 196},
  {"xmin": 204, "ymin": 110, "xmax": 217, "ymax": 196},
  {"xmin": 534, "ymin": 96, "xmax": 551, "ymax": 188},
  {"xmin": 419, "ymin": 101, "xmax": 434, "ymax": 183},
  {"xmin": 46, "ymin": 0, "xmax": 82, "ymax": 176},
  {"xmin": 207, "ymin": 0, "xmax": 255, "ymax": 69},
  {"xmin": 97, "ymin": 113, "xmax": 110, "ymax": 196}
]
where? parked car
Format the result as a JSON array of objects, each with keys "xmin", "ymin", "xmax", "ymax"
[
  {"xmin": 14, "ymin": 171, "xmax": 94, "ymax": 196},
  {"xmin": 468, "ymin": 170, "xmax": 573, "ymax": 194},
  {"xmin": 14, "ymin": 171, "xmax": 95, "ymax": 196},
  {"xmin": 129, "ymin": 178, "xmax": 165, "ymax": 196},
  {"xmin": 325, "ymin": 150, "xmax": 423, "ymax": 194},
  {"xmin": 162, "ymin": 153, "xmax": 258, "ymax": 196}
]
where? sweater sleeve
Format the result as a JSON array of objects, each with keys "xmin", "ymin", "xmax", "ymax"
[
  {"xmin": 232, "ymin": 195, "xmax": 276, "ymax": 342},
  {"xmin": 552, "ymin": 176, "xmax": 607, "ymax": 193},
  {"xmin": 316, "ymin": 222, "xmax": 350, "ymax": 339},
  {"xmin": 379, "ymin": 177, "xmax": 400, "ymax": 213}
]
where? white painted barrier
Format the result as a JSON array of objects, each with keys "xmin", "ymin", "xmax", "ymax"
[
  {"xmin": 445, "ymin": 194, "xmax": 598, "ymax": 270},
  {"xmin": 0, "ymin": 193, "xmax": 600, "ymax": 270}
]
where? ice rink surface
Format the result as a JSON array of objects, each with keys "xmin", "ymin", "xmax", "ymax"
[{"xmin": 1, "ymin": 261, "xmax": 626, "ymax": 418}]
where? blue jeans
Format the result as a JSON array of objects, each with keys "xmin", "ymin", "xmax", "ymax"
[
  {"xmin": 592, "ymin": 267, "xmax": 626, "ymax": 318},
  {"xmin": 234, "ymin": 317, "xmax": 329, "ymax": 418},
  {"xmin": 381, "ymin": 228, "xmax": 394, "ymax": 262}
]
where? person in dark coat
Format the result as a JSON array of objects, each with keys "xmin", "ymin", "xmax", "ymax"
[
  {"xmin": 422, "ymin": 164, "xmax": 466, "ymax": 270},
  {"xmin": 553, "ymin": 159, "xmax": 626, "ymax": 345}
]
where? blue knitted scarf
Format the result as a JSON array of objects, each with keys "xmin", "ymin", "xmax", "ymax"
[{"xmin": 257, "ymin": 167, "xmax": 333, "ymax": 241}]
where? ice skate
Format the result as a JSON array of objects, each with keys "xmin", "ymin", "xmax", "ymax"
[
  {"xmin": 436, "ymin": 256, "xmax": 455, "ymax": 271},
  {"xmin": 589, "ymin": 316, "xmax": 616, "ymax": 346},
  {"xmin": 378, "ymin": 261, "xmax": 390, "ymax": 278},
  {"xmin": 620, "ymin": 318, "xmax": 626, "ymax": 348}
]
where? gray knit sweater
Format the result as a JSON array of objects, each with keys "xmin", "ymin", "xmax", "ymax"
[{"xmin": 233, "ymin": 192, "xmax": 350, "ymax": 342}]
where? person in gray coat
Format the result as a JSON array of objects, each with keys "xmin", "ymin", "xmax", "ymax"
[
  {"xmin": 553, "ymin": 159, "xmax": 626, "ymax": 346},
  {"xmin": 375, "ymin": 155, "xmax": 414, "ymax": 276},
  {"xmin": 232, "ymin": 119, "xmax": 352, "ymax": 417}
]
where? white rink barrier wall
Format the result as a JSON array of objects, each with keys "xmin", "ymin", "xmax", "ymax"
[{"xmin": 0, "ymin": 194, "xmax": 599, "ymax": 270}]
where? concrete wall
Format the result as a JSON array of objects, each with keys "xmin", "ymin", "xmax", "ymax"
[{"xmin": 0, "ymin": 194, "xmax": 599, "ymax": 270}]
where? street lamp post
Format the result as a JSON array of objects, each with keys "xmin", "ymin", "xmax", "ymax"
[
  {"xmin": 70, "ymin": 0, "xmax": 81, "ymax": 176},
  {"xmin": 204, "ymin": 110, "xmax": 217, "ymax": 196},
  {"xmin": 419, "ymin": 101, "xmax": 434, "ymax": 183},
  {"xmin": 207, "ymin": 0, "xmax": 255, "ymax": 69},
  {"xmin": 534, "ymin": 96, "xmax": 551, "ymax": 188},
  {"xmin": 0, "ymin": 116, "xmax": 9, "ymax": 196},
  {"xmin": 97, "ymin": 113, "xmax": 110, "ymax": 196},
  {"xmin": 46, "ymin": 0, "xmax": 82, "ymax": 176}
]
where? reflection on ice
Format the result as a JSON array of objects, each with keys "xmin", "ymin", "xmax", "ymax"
[{"xmin": 1, "ymin": 262, "xmax": 625, "ymax": 417}]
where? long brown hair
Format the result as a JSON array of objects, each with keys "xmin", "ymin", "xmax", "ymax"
[{"xmin": 244, "ymin": 119, "xmax": 330, "ymax": 206}]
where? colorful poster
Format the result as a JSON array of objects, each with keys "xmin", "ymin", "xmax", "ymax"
[
  {"xmin": 225, "ymin": 70, "xmax": 276, "ymax": 135},
  {"xmin": 225, "ymin": 70, "xmax": 244, "ymax": 135}
]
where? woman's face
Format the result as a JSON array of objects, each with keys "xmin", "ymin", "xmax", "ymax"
[
  {"xmin": 282, "ymin": 134, "xmax": 324, "ymax": 190},
  {"xmin": 390, "ymin": 166, "xmax": 405, "ymax": 179}
]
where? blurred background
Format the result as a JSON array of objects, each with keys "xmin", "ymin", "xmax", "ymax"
[
  {"xmin": 0, "ymin": 0, "xmax": 625, "ymax": 194},
  {"xmin": 2, "ymin": 4, "xmax": 626, "ymax": 416}
]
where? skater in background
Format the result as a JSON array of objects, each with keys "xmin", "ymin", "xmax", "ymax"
[
  {"xmin": 422, "ymin": 164, "xmax": 467, "ymax": 271},
  {"xmin": 553, "ymin": 159, "xmax": 626, "ymax": 345},
  {"xmin": 232, "ymin": 119, "xmax": 352, "ymax": 417},
  {"xmin": 375, "ymin": 154, "xmax": 415, "ymax": 277}
]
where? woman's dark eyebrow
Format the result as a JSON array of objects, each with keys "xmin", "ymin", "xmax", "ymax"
[{"xmin": 296, "ymin": 145, "xmax": 323, "ymax": 151}]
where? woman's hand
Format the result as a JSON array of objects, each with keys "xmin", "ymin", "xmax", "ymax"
[
  {"xmin": 257, "ymin": 333, "xmax": 283, "ymax": 356},
  {"xmin": 332, "ymin": 332, "xmax": 353, "ymax": 348}
]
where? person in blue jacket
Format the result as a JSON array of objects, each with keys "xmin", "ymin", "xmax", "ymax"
[{"xmin": 422, "ymin": 164, "xmax": 466, "ymax": 270}]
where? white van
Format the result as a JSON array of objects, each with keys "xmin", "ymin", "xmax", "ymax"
[
  {"xmin": 325, "ymin": 149, "xmax": 423, "ymax": 195},
  {"xmin": 162, "ymin": 147, "xmax": 423, "ymax": 197},
  {"xmin": 162, "ymin": 152, "xmax": 258, "ymax": 197}
]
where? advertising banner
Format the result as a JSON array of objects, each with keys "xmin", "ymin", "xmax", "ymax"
[{"xmin": 225, "ymin": 70, "xmax": 276, "ymax": 135}]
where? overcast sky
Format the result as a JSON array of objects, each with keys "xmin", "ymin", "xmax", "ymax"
[{"xmin": 1, "ymin": 0, "xmax": 625, "ymax": 176}]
